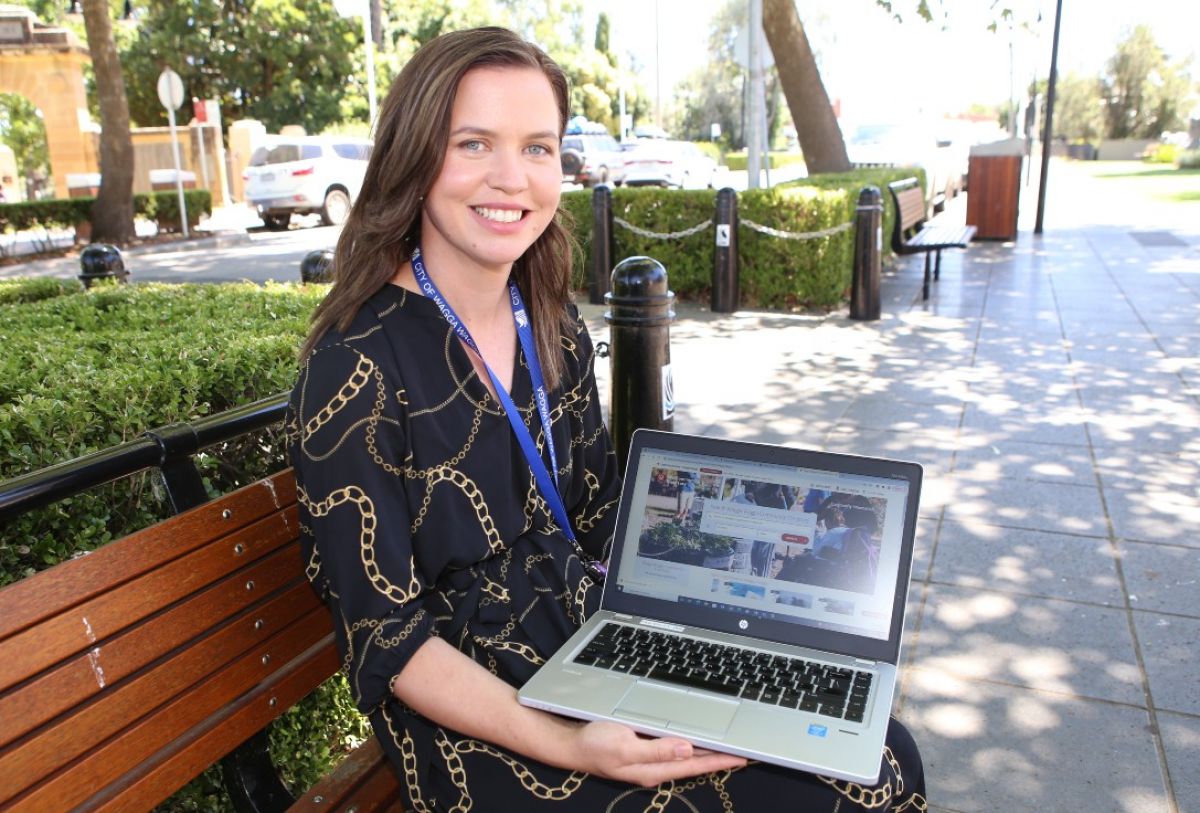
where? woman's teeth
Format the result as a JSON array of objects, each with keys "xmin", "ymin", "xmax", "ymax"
[{"xmin": 473, "ymin": 207, "xmax": 523, "ymax": 223}]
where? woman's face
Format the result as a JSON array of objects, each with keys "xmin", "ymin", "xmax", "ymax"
[{"xmin": 420, "ymin": 66, "xmax": 562, "ymax": 276}]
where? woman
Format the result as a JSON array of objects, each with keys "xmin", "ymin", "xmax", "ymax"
[{"xmin": 288, "ymin": 27, "xmax": 926, "ymax": 812}]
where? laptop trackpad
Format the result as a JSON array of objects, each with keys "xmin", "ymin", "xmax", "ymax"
[{"xmin": 613, "ymin": 682, "xmax": 738, "ymax": 739}]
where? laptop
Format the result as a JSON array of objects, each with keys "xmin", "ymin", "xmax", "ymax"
[{"xmin": 518, "ymin": 429, "xmax": 923, "ymax": 784}]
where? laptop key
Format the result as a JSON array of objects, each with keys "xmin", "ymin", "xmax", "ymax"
[
  {"xmin": 819, "ymin": 702, "xmax": 846, "ymax": 718},
  {"xmin": 760, "ymin": 687, "xmax": 782, "ymax": 704},
  {"xmin": 799, "ymin": 696, "xmax": 819, "ymax": 712},
  {"xmin": 648, "ymin": 665, "xmax": 741, "ymax": 697},
  {"xmin": 845, "ymin": 707, "xmax": 865, "ymax": 723}
]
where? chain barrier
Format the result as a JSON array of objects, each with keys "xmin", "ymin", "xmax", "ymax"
[
  {"xmin": 739, "ymin": 218, "xmax": 854, "ymax": 241},
  {"xmin": 612, "ymin": 214, "xmax": 853, "ymax": 243},
  {"xmin": 613, "ymin": 217, "xmax": 712, "ymax": 241}
]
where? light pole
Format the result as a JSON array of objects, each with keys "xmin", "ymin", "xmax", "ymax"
[{"xmin": 334, "ymin": 0, "xmax": 377, "ymax": 130}]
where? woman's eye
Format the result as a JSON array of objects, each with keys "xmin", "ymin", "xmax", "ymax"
[{"xmin": 462, "ymin": 140, "xmax": 485, "ymax": 152}]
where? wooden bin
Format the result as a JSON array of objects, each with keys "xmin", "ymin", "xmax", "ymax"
[{"xmin": 966, "ymin": 155, "xmax": 1022, "ymax": 241}]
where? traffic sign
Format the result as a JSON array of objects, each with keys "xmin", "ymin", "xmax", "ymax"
[{"xmin": 157, "ymin": 69, "xmax": 184, "ymax": 111}]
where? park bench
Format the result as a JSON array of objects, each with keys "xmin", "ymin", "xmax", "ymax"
[
  {"xmin": 887, "ymin": 177, "xmax": 976, "ymax": 300},
  {"xmin": 0, "ymin": 396, "xmax": 405, "ymax": 812}
]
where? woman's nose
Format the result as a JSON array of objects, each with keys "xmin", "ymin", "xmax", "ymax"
[{"xmin": 487, "ymin": 149, "xmax": 528, "ymax": 193}]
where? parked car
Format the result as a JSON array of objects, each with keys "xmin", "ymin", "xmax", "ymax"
[
  {"xmin": 843, "ymin": 121, "xmax": 966, "ymax": 212},
  {"xmin": 621, "ymin": 140, "xmax": 720, "ymax": 189},
  {"xmin": 243, "ymin": 136, "xmax": 373, "ymax": 230},
  {"xmin": 560, "ymin": 120, "xmax": 627, "ymax": 187}
]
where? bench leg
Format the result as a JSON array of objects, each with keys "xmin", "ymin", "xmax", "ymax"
[
  {"xmin": 934, "ymin": 250, "xmax": 942, "ymax": 281},
  {"xmin": 922, "ymin": 253, "xmax": 931, "ymax": 300}
]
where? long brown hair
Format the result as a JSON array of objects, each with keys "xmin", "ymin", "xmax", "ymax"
[{"xmin": 300, "ymin": 27, "xmax": 576, "ymax": 389}]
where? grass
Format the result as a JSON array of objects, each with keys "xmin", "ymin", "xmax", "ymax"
[{"xmin": 1077, "ymin": 160, "xmax": 1200, "ymax": 206}]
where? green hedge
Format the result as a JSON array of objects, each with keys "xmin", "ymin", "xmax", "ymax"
[
  {"xmin": 724, "ymin": 151, "xmax": 808, "ymax": 172},
  {"xmin": 562, "ymin": 166, "xmax": 926, "ymax": 309},
  {"xmin": 785, "ymin": 166, "xmax": 929, "ymax": 260},
  {"xmin": 0, "ymin": 190, "xmax": 213, "ymax": 234},
  {"xmin": 0, "ymin": 279, "xmax": 367, "ymax": 812}
]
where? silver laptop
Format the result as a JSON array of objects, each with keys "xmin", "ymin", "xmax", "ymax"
[{"xmin": 518, "ymin": 429, "xmax": 922, "ymax": 784}]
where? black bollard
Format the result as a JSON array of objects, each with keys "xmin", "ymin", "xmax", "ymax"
[
  {"xmin": 300, "ymin": 249, "xmax": 334, "ymax": 283},
  {"xmin": 604, "ymin": 256, "xmax": 675, "ymax": 469},
  {"xmin": 850, "ymin": 186, "xmax": 882, "ymax": 321},
  {"xmin": 711, "ymin": 187, "xmax": 739, "ymax": 313},
  {"xmin": 78, "ymin": 243, "xmax": 129, "ymax": 288},
  {"xmin": 589, "ymin": 184, "xmax": 614, "ymax": 305}
]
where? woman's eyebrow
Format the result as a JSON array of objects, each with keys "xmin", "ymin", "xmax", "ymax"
[{"xmin": 450, "ymin": 125, "xmax": 559, "ymax": 140}]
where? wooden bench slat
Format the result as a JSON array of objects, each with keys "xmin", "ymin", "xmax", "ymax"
[
  {"xmin": 0, "ymin": 505, "xmax": 300, "ymax": 694},
  {"xmin": 288, "ymin": 738, "xmax": 387, "ymax": 811},
  {"xmin": 0, "ymin": 471, "xmax": 296, "ymax": 639},
  {"xmin": 289, "ymin": 737, "xmax": 405, "ymax": 813},
  {"xmin": 87, "ymin": 636, "xmax": 340, "ymax": 813},
  {"xmin": 0, "ymin": 575, "xmax": 319, "ymax": 785},
  {"xmin": 2, "ymin": 606, "xmax": 330, "ymax": 810}
]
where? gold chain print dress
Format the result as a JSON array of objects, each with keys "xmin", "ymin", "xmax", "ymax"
[{"xmin": 287, "ymin": 283, "xmax": 927, "ymax": 812}]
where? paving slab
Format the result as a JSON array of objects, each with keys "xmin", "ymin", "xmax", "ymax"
[
  {"xmin": 1131, "ymin": 611, "xmax": 1200, "ymax": 717},
  {"xmin": 1104, "ymin": 482, "xmax": 1200, "ymax": 547},
  {"xmin": 1158, "ymin": 711, "xmax": 1200, "ymax": 813},
  {"xmin": 952, "ymin": 438, "xmax": 1095, "ymax": 485},
  {"xmin": 932, "ymin": 519, "xmax": 1123, "ymax": 606},
  {"xmin": 1119, "ymin": 541, "xmax": 1200, "ymax": 617},
  {"xmin": 897, "ymin": 670, "xmax": 1169, "ymax": 813},
  {"xmin": 911, "ymin": 583, "xmax": 1143, "ymax": 705},
  {"xmin": 942, "ymin": 470, "xmax": 1107, "ymax": 537}
]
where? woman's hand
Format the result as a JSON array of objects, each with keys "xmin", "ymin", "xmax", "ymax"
[{"xmin": 568, "ymin": 720, "xmax": 747, "ymax": 787}]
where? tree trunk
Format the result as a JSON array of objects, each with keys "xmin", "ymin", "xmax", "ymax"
[
  {"xmin": 762, "ymin": 0, "xmax": 850, "ymax": 174},
  {"xmin": 82, "ymin": 0, "xmax": 135, "ymax": 243}
]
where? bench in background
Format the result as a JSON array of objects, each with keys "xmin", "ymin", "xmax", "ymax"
[
  {"xmin": 0, "ymin": 396, "xmax": 404, "ymax": 812},
  {"xmin": 887, "ymin": 177, "xmax": 976, "ymax": 300}
]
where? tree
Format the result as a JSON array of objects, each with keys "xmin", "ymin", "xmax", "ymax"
[
  {"xmin": 594, "ymin": 11, "xmax": 614, "ymax": 66},
  {"xmin": 761, "ymin": 0, "xmax": 848, "ymax": 173},
  {"xmin": 1050, "ymin": 73, "xmax": 1104, "ymax": 142},
  {"xmin": 1101, "ymin": 25, "xmax": 1193, "ymax": 139},
  {"xmin": 82, "ymin": 0, "xmax": 134, "ymax": 242},
  {"xmin": 120, "ymin": 2, "xmax": 359, "ymax": 133}
]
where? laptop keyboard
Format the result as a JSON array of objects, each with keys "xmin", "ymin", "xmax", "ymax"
[{"xmin": 572, "ymin": 623, "xmax": 873, "ymax": 723}]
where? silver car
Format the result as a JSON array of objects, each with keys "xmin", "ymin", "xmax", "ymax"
[{"xmin": 243, "ymin": 136, "xmax": 372, "ymax": 230}]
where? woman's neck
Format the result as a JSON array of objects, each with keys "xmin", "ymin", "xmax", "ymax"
[{"xmin": 397, "ymin": 243, "xmax": 513, "ymax": 332}]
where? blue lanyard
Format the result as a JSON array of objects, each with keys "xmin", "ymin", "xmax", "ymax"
[{"xmin": 410, "ymin": 246, "xmax": 576, "ymax": 543}]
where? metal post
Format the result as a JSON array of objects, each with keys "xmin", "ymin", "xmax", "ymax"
[
  {"xmin": 590, "ymin": 184, "xmax": 614, "ymax": 305},
  {"xmin": 300, "ymin": 248, "xmax": 335, "ymax": 283},
  {"xmin": 1035, "ymin": 0, "xmax": 1063, "ymax": 235},
  {"xmin": 850, "ymin": 186, "xmax": 882, "ymax": 321},
  {"xmin": 78, "ymin": 243, "xmax": 129, "ymax": 288},
  {"xmin": 711, "ymin": 187, "xmax": 739, "ymax": 313},
  {"xmin": 604, "ymin": 257, "xmax": 675, "ymax": 469}
]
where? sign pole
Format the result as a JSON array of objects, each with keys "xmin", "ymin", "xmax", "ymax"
[
  {"xmin": 165, "ymin": 104, "xmax": 189, "ymax": 239},
  {"xmin": 158, "ymin": 69, "xmax": 189, "ymax": 239}
]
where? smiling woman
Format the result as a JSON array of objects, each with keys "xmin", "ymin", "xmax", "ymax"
[{"xmin": 286, "ymin": 26, "xmax": 925, "ymax": 813}]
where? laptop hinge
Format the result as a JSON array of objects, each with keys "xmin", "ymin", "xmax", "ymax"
[
  {"xmin": 853, "ymin": 658, "xmax": 878, "ymax": 667},
  {"xmin": 639, "ymin": 618, "xmax": 686, "ymax": 632}
]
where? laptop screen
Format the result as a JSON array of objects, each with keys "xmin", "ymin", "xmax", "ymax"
[{"xmin": 610, "ymin": 440, "xmax": 915, "ymax": 648}]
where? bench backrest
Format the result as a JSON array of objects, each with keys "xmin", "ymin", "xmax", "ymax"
[
  {"xmin": 888, "ymin": 178, "xmax": 927, "ymax": 240},
  {"xmin": 0, "ymin": 469, "xmax": 339, "ymax": 812}
]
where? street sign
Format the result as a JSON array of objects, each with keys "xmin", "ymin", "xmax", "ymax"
[{"xmin": 157, "ymin": 69, "xmax": 184, "ymax": 111}]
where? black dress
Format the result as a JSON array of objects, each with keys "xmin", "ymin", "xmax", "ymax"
[{"xmin": 287, "ymin": 283, "xmax": 927, "ymax": 812}]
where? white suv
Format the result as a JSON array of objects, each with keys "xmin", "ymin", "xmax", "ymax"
[{"xmin": 244, "ymin": 136, "xmax": 372, "ymax": 230}]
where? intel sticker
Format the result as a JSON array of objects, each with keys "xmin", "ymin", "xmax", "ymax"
[{"xmin": 807, "ymin": 724, "xmax": 828, "ymax": 738}]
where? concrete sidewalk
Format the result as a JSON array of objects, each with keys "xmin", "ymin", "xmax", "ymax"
[{"xmin": 582, "ymin": 160, "xmax": 1199, "ymax": 813}]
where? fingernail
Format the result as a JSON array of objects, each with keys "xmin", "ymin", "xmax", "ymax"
[{"xmin": 674, "ymin": 744, "xmax": 690, "ymax": 759}]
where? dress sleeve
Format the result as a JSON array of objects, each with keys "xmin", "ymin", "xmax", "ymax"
[
  {"xmin": 564, "ymin": 310, "xmax": 622, "ymax": 561},
  {"xmin": 288, "ymin": 340, "xmax": 435, "ymax": 713}
]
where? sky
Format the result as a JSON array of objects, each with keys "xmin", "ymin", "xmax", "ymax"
[{"xmin": 586, "ymin": 0, "xmax": 1200, "ymax": 123}]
